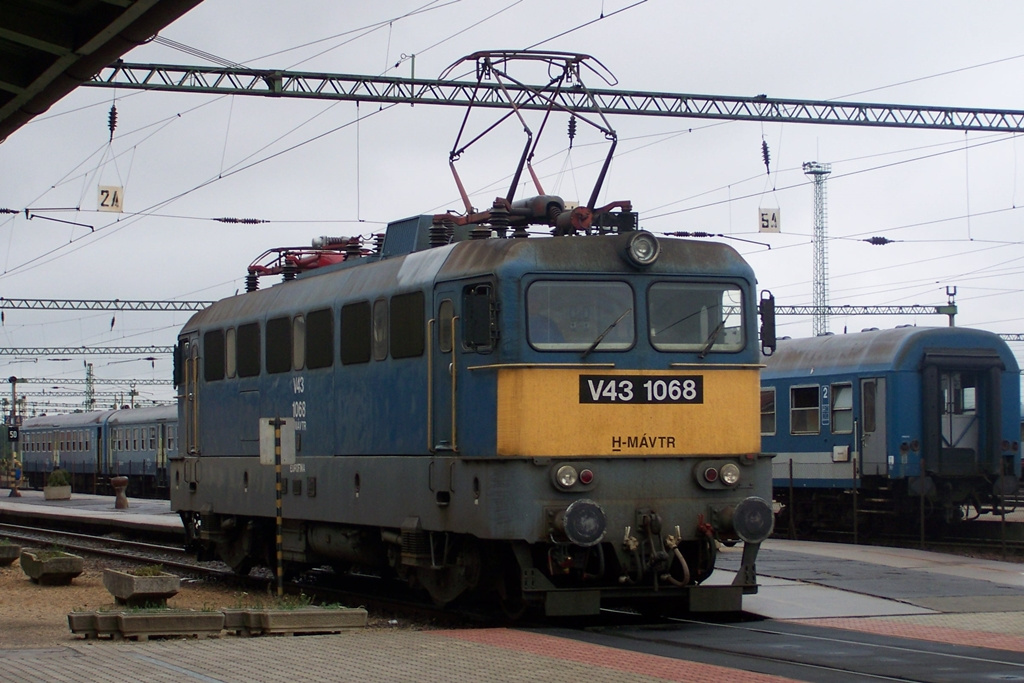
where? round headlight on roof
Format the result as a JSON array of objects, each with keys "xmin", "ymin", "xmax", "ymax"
[{"xmin": 624, "ymin": 230, "xmax": 660, "ymax": 268}]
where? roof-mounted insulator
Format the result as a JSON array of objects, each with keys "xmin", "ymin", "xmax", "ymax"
[
  {"xmin": 429, "ymin": 222, "xmax": 451, "ymax": 247},
  {"xmin": 344, "ymin": 237, "xmax": 363, "ymax": 259},
  {"xmin": 761, "ymin": 140, "xmax": 771, "ymax": 175},
  {"xmin": 245, "ymin": 272, "xmax": 259, "ymax": 293},
  {"xmin": 373, "ymin": 233, "xmax": 385, "ymax": 254},
  {"xmin": 108, "ymin": 104, "xmax": 117, "ymax": 141}
]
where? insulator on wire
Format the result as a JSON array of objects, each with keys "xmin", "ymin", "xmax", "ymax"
[
  {"xmin": 567, "ymin": 116, "xmax": 577, "ymax": 148},
  {"xmin": 761, "ymin": 140, "xmax": 771, "ymax": 175},
  {"xmin": 215, "ymin": 217, "xmax": 269, "ymax": 224},
  {"xmin": 108, "ymin": 104, "xmax": 118, "ymax": 141},
  {"xmin": 865, "ymin": 236, "xmax": 894, "ymax": 245},
  {"xmin": 0, "ymin": 208, "xmax": 17, "ymax": 214}
]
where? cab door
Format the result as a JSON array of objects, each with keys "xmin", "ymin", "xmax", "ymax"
[
  {"xmin": 179, "ymin": 333, "xmax": 201, "ymax": 456},
  {"xmin": 430, "ymin": 290, "xmax": 458, "ymax": 452}
]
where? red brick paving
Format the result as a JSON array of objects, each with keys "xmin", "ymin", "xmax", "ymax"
[{"xmin": 435, "ymin": 628, "xmax": 798, "ymax": 682}]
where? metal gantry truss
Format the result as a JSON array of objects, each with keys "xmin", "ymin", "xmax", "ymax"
[
  {"xmin": 0, "ymin": 346, "xmax": 174, "ymax": 355},
  {"xmin": 0, "ymin": 377, "xmax": 171, "ymax": 386},
  {"xmin": 86, "ymin": 62, "xmax": 1024, "ymax": 132},
  {"xmin": 0, "ymin": 298, "xmax": 211, "ymax": 311}
]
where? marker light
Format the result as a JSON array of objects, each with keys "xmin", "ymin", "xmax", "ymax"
[
  {"xmin": 720, "ymin": 463, "xmax": 741, "ymax": 486},
  {"xmin": 624, "ymin": 231, "xmax": 660, "ymax": 268},
  {"xmin": 556, "ymin": 465, "xmax": 578, "ymax": 489},
  {"xmin": 579, "ymin": 468, "xmax": 594, "ymax": 485},
  {"xmin": 703, "ymin": 467, "xmax": 719, "ymax": 483}
]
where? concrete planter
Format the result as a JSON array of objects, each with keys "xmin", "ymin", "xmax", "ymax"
[
  {"xmin": 0, "ymin": 543, "xmax": 21, "ymax": 566},
  {"xmin": 103, "ymin": 568, "xmax": 180, "ymax": 607},
  {"xmin": 67, "ymin": 611, "xmax": 120, "ymax": 639},
  {"xmin": 43, "ymin": 485, "xmax": 71, "ymax": 501},
  {"xmin": 20, "ymin": 549, "xmax": 83, "ymax": 585},
  {"xmin": 248, "ymin": 606, "xmax": 367, "ymax": 635},
  {"xmin": 117, "ymin": 610, "xmax": 224, "ymax": 641}
]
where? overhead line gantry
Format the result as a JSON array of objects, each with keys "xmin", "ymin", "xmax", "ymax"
[{"xmin": 87, "ymin": 61, "xmax": 1024, "ymax": 132}]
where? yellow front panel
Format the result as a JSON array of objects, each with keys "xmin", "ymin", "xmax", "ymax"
[{"xmin": 496, "ymin": 368, "xmax": 760, "ymax": 457}]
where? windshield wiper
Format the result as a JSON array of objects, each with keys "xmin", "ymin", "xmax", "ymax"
[
  {"xmin": 582, "ymin": 308, "xmax": 632, "ymax": 359},
  {"xmin": 698, "ymin": 320, "xmax": 726, "ymax": 359}
]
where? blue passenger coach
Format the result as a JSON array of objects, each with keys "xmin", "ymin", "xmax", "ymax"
[
  {"xmin": 762, "ymin": 327, "xmax": 1020, "ymax": 527},
  {"xmin": 19, "ymin": 405, "xmax": 177, "ymax": 496}
]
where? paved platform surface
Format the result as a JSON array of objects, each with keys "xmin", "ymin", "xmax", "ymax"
[{"xmin": 3, "ymin": 489, "xmax": 1024, "ymax": 681}]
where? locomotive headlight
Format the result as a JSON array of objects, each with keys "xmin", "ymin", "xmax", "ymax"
[
  {"xmin": 623, "ymin": 230, "xmax": 660, "ymax": 268},
  {"xmin": 720, "ymin": 463, "xmax": 741, "ymax": 486},
  {"xmin": 556, "ymin": 465, "xmax": 579, "ymax": 489}
]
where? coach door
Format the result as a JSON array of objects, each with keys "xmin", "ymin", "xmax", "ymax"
[
  {"xmin": 180, "ymin": 333, "xmax": 201, "ymax": 455},
  {"xmin": 860, "ymin": 378, "xmax": 886, "ymax": 475}
]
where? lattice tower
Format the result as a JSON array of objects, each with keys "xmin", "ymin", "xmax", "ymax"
[{"xmin": 803, "ymin": 161, "xmax": 832, "ymax": 336}]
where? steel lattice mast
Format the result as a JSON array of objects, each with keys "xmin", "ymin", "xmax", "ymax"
[{"xmin": 803, "ymin": 162, "xmax": 832, "ymax": 336}]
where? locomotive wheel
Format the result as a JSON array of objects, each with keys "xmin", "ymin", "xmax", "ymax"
[
  {"xmin": 416, "ymin": 542, "xmax": 482, "ymax": 606},
  {"xmin": 216, "ymin": 521, "xmax": 256, "ymax": 576}
]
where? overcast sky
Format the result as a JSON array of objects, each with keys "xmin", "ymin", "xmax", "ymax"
[{"xmin": 2, "ymin": 0, "xmax": 1023, "ymax": 409}]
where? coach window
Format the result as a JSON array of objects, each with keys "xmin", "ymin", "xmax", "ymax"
[
  {"xmin": 527, "ymin": 280, "xmax": 634, "ymax": 351},
  {"xmin": 237, "ymin": 322, "xmax": 261, "ymax": 377},
  {"xmin": 266, "ymin": 316, "xmax": 292, "ymax": 374},
  {"xmin": 390, "ymin": 292, "xmax": 425, "ymax": 359},
  {"xmin": 649, "ymin": 282, "xmax": 743, "ymax": 353},
  {"xmin": 760, "ymin": 388, "xmax": 776, "ymax": 435},
  {"xmin": 372, "ymin": 298, "xmax": 388, "ymax": 361},
  {"xmin": 225, "ymin": 328, "xmax": 237, "ymax": 378},
  {"xmin": 790, "ymin": 385, "xmax": 820, "ymax": 435},
  {"xmin": 306, "ymin": 308, "xmax": 333, "ymax": 369},
  {"xmin": 438, "ymin": 299, "xmax": 454, "ymax": 353},
  {"xmin": 149, "ymin": 427, "xmax": 157, "ymax": 450},
  {"xmin": 341, "ymin": 301, "xmax": 372, "ymax": 365},
  {"xmin": 862, "ymin": 380, "xmax": 877, "ymax": 433},
  {"xmin": 204, "ymin": 329, "xmax": 225, "ymax": 381},
  {"xmin": 831, "ymin": 383, "xmax": 854, "ymax": 434}
]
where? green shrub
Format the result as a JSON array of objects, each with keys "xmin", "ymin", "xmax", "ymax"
[
  {"xmin": 47, "ymin": 469, "xmax": 70, "ymax": 487},
  {"xmin": 130, "ymin": 564, "xmax": 165, "ymax": 577}
]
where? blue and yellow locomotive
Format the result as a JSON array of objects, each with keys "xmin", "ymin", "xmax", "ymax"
[
  {"xmin": 172, "ymin": 204, "xmax": 776, "ymax": 616},
  {"xmin": 762, "ymin": 327, "xmax": 1021, "ymax": 529}
]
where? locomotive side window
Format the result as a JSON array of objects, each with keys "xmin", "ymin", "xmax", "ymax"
[
  {"xmin": 760, "ymin": 388, "xmax": 776, "ymax": 435},
  {"xmin": 527, "ymin": 280, "xmax": 634, "ymax": 351},
  {"xmin": 831, "ymin": 383, "xmax": 853, "ymax": 434},
  {"xmin": 225, "ymin": 328, "xmax": 237, "ymax": 378},
  {"xmin": 305, "ymin": 308, "xmax": 334, "ymax": 369},
  {"xmin": 236, "ymin": 322, "xmax": 261, "ymax": 377},
  {"xmin": 464, "ymin": 283, "xmax": 496, "ymax": 352},
  {"xmin": 266, "ymin": 316, "xmax": 292, "ymax": 374},
  {"xmin": 203, "ymin": 329, "xmax": 225, "ymax": 382},
  {"xmin": 649, "ymin": 282, "xmax": 744, "ymax": 353},
  {"xmin": 390, "ymin": 292, "xmax": 425, "ymax": 359},
  {"xmin": 372, "ymin": 298, "xmax": 388, "ymax": 361},
  {"xmin": 438, "ymin": 299, "xmax": 454, "ymax": 353},
  {"xmin": 341, "ymin": 301, "xmax": 372, "ymax": 365},
  {"xmin": 790, "ymin": 385, "xmax": 820, "ymax": 435},
  {"xmin": 292, "ymin": 315, "xmax": 306, "ymax": 370}
]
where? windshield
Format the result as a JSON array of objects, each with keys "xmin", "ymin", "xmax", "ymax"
[
  {"xmin": 648, "ymin": 282, "xmax": 744, "ymax": 353},
  {"xmin": 527, "ymin": 281, "xmax": 635, "ymax": 352}
]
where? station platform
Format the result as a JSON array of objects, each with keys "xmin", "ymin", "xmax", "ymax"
[{"xmin": 3, "ymin": 489, "xmax": 1024, "ymax": 681}]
